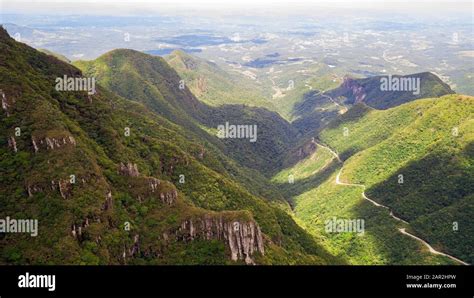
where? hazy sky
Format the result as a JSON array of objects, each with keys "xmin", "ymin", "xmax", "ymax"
[{"xmin": 1, "ymin": 0, "xmax": 472, "ymax": 17}]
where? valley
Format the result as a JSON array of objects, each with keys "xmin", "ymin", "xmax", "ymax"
[{"xmin": 0, "ymin": 3, "xmax": 473, "ymax": 266}]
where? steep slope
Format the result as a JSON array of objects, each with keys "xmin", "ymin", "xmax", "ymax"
[
  {"xmin": 291, "ymin": 72, "xmax": 454, "ymax": 136},
  {"xmin": 283, "ymin": 95, "xmax": 473, "ymax": 264},
  {"xmin": 0, "ymin": 27, "xmax": 341, "ymax": 265},
  {"xmin": 75, "ymin": 49, "xmax": 300, "ymax": 175},
  {"xmin": 320, "ymin": 95, "xmax": 473, "ymax": 263},
  {"xmin": 326, "ymin": 72, "xmax": 454, "ymax": 109},
  {"xmin": 273, "ymin": 95, "xmax": 472, "ymax": 264},
  {"xmin": 165, "ymin": 50, "xmax": 274, "ymax": 110},
  {"xmin": 39, "ymin": 48, "xmax": 71, "ymax": 64}
]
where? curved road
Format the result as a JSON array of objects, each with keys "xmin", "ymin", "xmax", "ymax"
[{"xmin": 315, "ymin": 141, "xmax": 469, "ymax": 265}]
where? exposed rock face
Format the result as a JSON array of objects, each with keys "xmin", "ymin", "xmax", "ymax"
[
  {"xmin": 121, "ymin": 234, "xmax": 141, "ymax": 262},
  {"xmin": 27, "ymin": 184, "xmax": 43, "ymax": 197},
  {"xmin": 149, "ymin": 177, "xmax": 160, "ymax": 192},
  {"xmin": 30, "ymin": 135, "xmax": 76, "ymax": 152},
  {"xmin": 58, "ymin": 179, "xmax": 73, "ymax": 199},
  {"xmin": 297, "ymin": 139, "xmax": 317, "ymax": 159},
  {"xmin": 7, "ymin": 136, "xmax": 17, "ymax": 153},
  {"xmin": 1, "ymin": 90, "xmax": 12, "ymax": 116},
  {"xmin": 129, "ymin": 234, "xmax": 140, "ymax": 257},
  {"xmin": 118, "ymin": 162, "xmax": 140, "ymax": 177},
  {"xmin": 182, "ymin": 56, "xmax": 197, "ymax": 70},
  {"xmin": 31, "ymin": 136, "xmax": 39, "ymax": 152},
  {"xmin": 102, "ymin": 191, "xmax": 113, "ymax": 211},
  {"xmin": 159, "ymin": 189, "xmax": 177, "ymax": 205},
  {"xmin": 342, "ymin": 77, "xmax": 366, "ymax": 103},
  {"xmin": 126, "ymin": 176, "xmax": 177, "ymax": 205},
  {"xmin": 177, "ymin": 216, "xmax": 265, "ymax": 264},
  {"xmin": 71, "ymin": 215, "xmax": 101, "ymax": 240},
  {"xmin": 195, "ymin": 76, "xmax": 207, "ymax": 95}
]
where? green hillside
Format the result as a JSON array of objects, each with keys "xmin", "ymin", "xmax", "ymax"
[
  {"xmin": 0, "ymin": 27, "xmax": 341, "ymax": 265},
  {"xmin": 274, "ymin": 95, "xmax": 473, "ymax": 264},
  {"xmin": 75, "ymin": 49, "xmax": 300, "ymax": 176},
  {"xmin": 39, "ymin": 48, "xmax": 71, "ymax": 64},
  {"xmin": 291, "ymin": 72, "xmax": 454, "ymax": 136},
  {"xmin": 327, "ymin": 72, "xmax": 454, "ymax": 109},
  {"xmin": 165, "ymin": 50, "xmax": 274, "ymax": 110},
  {"xmin": 320, "ymin": 95, "xmax": 473, "ymax": 263}
]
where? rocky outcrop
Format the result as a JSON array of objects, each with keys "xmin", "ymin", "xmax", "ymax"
[
  {"xmin": 58, "ymin": 179, "xmax": 73, "ymax": 199},
  {"xmin": 129, "ymin": 234, "xmax": 140, "ymax": 257},
  {"xmin": 71, "ymin": 215, "xmax": 101, "ymax": 240},
  {"xmin": 1, "ymin": 90, "xmax": 13, "ymax": 116},
  {"xmin": 159, "ymin": 189, "xmax": 177, "ymax": 205},
  {"xmin": 342, "ymin": 77, "xmax": 366, "ymax": 103},
  {"xmin": 102, "ymin": 191, "xmax": 113, "ymax": 211},
  {"xmin": 27, "ymin": 184, "xmax": 43, "ymax": 197},
  {"xmin": 297, "ymin": 139, "xmax": 317, "ymax": 159},
  {"xmin": 149, "ymin": 177, "xmax": 160, "ymax": 192},
  {"xmin": 147, "ymin": 177, "xmax": 178, "ymax": 206},
  {"xmin": 195, "ymin": 76, "xmax": 207, "ymax": 95},
  {"xmin": 177, "ymin": 215, "xmax": 265, "ymax": 264},
  {"xmin": 283, "ymin": 138, "xmax": 317, "ymax": 168},
  {"xmin": 118, "ymin": 162, "xmax": 140, "ymax": 177},
  {"xmin": 124, "ymin": 176, "xmax": 178, "ymax": 205},
  {"xmin": 31, "ymin": 136, "xmax": 39, "ymax": 152},
  {"xmin": 31, "ymin": 135, "xmax": 76, "ymax": 152},
  {"xmin": 7, "ymin": 136, "xmax": 17, "ymax": 153},
  {"xmin": 26, "ymin": 174, "xmax": 99, "ymax": 199},
  {"xmin": 122, "ymin": 234, "xmax": 141, "ymax": 261},
  {"xmin": 182, "ymin": 56, "xmax": 197, "ymax": 70}
]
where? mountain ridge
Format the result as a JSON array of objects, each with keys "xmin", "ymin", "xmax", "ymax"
[{"xmin": 0, "ymin": 27, "xmax": 341, "ymax": 265}]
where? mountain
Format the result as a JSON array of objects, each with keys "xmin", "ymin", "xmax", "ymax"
[
  {"xmin": 291, "ymin": 72, "xmax": 454, "ymax": 136},
  {"xmin": 2, "ymin": 23, "xmax": 52, "ymax": 42},
  {"xmin": 74, "ymin": 49, "xmax": 300, "ymax": 176},
  {"xmin": 39, "ymin": 48, "xmax": 71, "ymax": 64},
  {"xmin": 274, "ymin": 95, "xmax": 473, "ymax": 264},
  {"xmin": 319, "ymin": 95, "xmax": 473, "ymax": 263},
  {"xmin": 0, "ymin": 27, "xmax": 341, "ymax": 265},
  {"xmin": 326, "ymin": 72, "xmax": 454, "ymax": 109},
  {"xmin": 165, "ymin": 50, "xmax": 275, "ymax": 110}
]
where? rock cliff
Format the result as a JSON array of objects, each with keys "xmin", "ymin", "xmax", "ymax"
[{"xmin": 177, "ymin": 215, "xmax": 265, "ymax": 264}]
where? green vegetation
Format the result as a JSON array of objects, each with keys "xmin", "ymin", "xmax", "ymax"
[
  {"xmin": 0, "ymin": 27, "xmax": 341, "ymax": 265},
  {"xmin": 328, "ymin": 72, "xmax": 454, "ymax": 110},
  {"xmin": 39, "ymin": 48, "xmax": 71, "ymax": 64},
  {"xmin": 75, "ymin": 49, "xmax": 300, "ymax": 176},
  {"xmin": 1, "ymin": 25, "xmax": 471, "ymax": 266},
  {"xmin": 165, "ymin": 50, "xmax": 274, "ymax": 110},
  {"xmin": 325, "ymin": 96, "xmax": 473, "ymax": 263},
  {"xmin": 274, "ymin": 95, "xmax": 473, "ymax": 264},
  {"xmin": 272, "ymin": 144, "xmax": 335, "ymax": 184}
]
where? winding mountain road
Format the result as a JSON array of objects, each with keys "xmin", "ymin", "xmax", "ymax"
[{"xmin": 315, "ymin": 141, "xmax": 469, "ymax": 265}]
